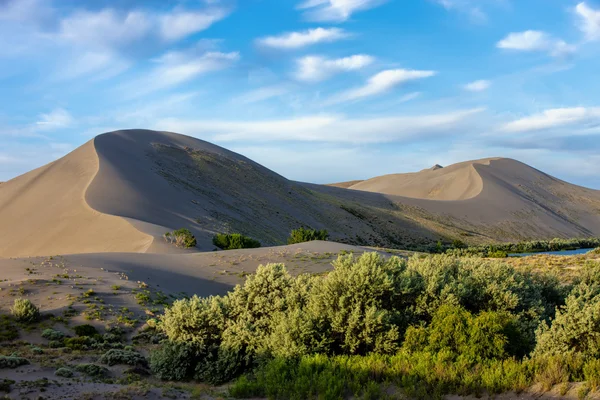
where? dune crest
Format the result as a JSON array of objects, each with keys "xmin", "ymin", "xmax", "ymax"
[
  {"xmin": 0, "ymin": 140, "xmax": 153, "ymax": 258},
  {"xmin": 347, "ymin": 158, "xmax": 500, "ymax": 201}
]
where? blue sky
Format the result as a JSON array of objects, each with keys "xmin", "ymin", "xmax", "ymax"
[{"xmin": 1, "ymin": 0, "xmax": 600, "ymax": 187}]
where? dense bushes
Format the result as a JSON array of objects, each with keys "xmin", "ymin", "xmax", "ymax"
[
  {"xmin": 10, "ymin": 298, "xmax": 40, "ymax": 323},
  {"xmin": 164, "ymin": 228, "xmax": 197, "ymax": 248},
  {"xmin": 287, "ymin": 227, "xmax": 329, "ymax": 244},
  {"xmin": 213, "ymin": 233, "xmax": 261, "ymax": 250},
  {"xmin": 447, "ymin": 237, "xmax": 600, "ymax": 257},
  {"xmin": 152, "ymin": 252, "xmax": 572, "ymax": 390},
  {"xmin": 0, "ymin": 356, "xmax": 29, "ymax": 369}
]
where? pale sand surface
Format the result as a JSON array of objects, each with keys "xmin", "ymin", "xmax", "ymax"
[{"xmin": 0, "ymin": 140, "xmax": 152, "ymax": 258}]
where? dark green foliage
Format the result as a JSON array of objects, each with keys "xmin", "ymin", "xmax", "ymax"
[
  {"xmin": 73, "ymin": 324, "xmax": 98, "ymax": 337},
  {"xmin": 74, "ymin": 363, "xmax": 109, "ymax": 377},
  {"xmin": 212, "ymin": 233, "xmax": 261, "ymax": 250},
  {"xmin": 64, "ymin": 336, "xmax": 94, "ymax": 350},
  {"xmin": 447, "ymin": 237, "xmax": 600, "ymax": 257},
  {"xmin": 0, "ymin": 315, "xmax": 18, "ymax": 342},
  {"xmin": 0, "ymin": 356, "xmax": 29, "ymax": 369},
  {"xmin": 41, "ymin": 328, "xmax": 65, "ymax": 341},
  {"xmin": 99, "ymin": 349, "xmax": 146, "ymax": 366},
  {"xmin": 55, "ymin": 367, "xmax": 74, "ymax": 378},
  {"xmin": 10, "ymin": 298, "xmax": 40, "ymax": 323},
  {"xmin": 0, "ymin": 379, "xmax": 14, "ymax": 393},
  {"xmin": 287, "ymin": 227, "xmax": 329, "ymax": 244},
  {"xmin": 150, "ymin": 342, "xmax": 198, "ymax": 381},
  {"xmin": 164, "ymin": 228, "xmax": 197, "ymax": 248}
]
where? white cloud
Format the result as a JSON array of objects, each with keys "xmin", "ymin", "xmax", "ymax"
[
  {"xmin": 464, "ymin": 79, "xmax": 491, "ymax": 92},
  {"xmin": 297, "ymin": 0, "xmax": 387, "ymax": 22},
  {"xmin": 576, "ymin": 2, "xmax": 600, "ymax": 41},
  {"xmin": 497, "ymin": 30, "xmax": 575, "ymax": 57},
  {"xmin": 257, "ymin": 28, "xmax": 349, "ymax": 49},
  {"xmin": 159, "ymin": 8, "xmax": 229, "ymax": 41},
  {"xmin": 36, "ymin": 108, "xmax": 74, "ymax": 130},
  {"xmin": 295, "ymin": 54, "xmax": 374, "ymax": 82},
  {"xmin": 56, "ymin": 51, "xmax": 130, "ymax": 80},
  {"xmin": 58, "ymin": 9, "xmax": 151, "ymax": 48},
  {"xmin": 154, "ymin": 108, "xmax": 483, "ymax": 144},
  {"xmin": 502, "ymin": 107, "xmax": 600, "ymax": 132},
  {"xmin": 123, "ymin": 49, "xmax": 239, "ymax": 96},
  {"xmin": 327, "ymin": 69, "xmax": 436, "ymax": 104}
]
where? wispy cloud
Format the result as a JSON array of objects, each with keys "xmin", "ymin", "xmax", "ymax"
[
  {"xmin": 155, "ymin": 108, "xmax": 482, "ymax": 144},
  {"xmin": 159, "ymin": 8, "xmax": 230, "ymax": 41},
  {"xmin": 502, "ymin": 107, "xmax": 600, "ymax": 133},
  {"xmin": 326, "ymin": 69, "xmax": 436, "ymax": 104},
  {"xmin": 297, "ymin": 0, "xmax": 387, "ymax": 22},
  {"xmin": 497, "ymin": 30, "xmax": 575, "ymax": 57},
  {"xmin": 36, "ymin": 108, "xmax": 74, "ymax": 130},
  {"xmin": 463, "ymin": 79, "xmax": 491, "ymax": 92},
  {"xmin": 436, "ymin": 0, "xmax": 487, "ymax": 23},
  {"xmin": 294, "ymin": 54, "xmax": 374, "ymax": 82},
  {"xmin": 575, "ymin": 2, "xmax": 600, "ymax": 41},
  {"xmin": 122, "ymin": 49, "xmax": 239, "ymax": 96},
  {"xmin": 256, "ymin": 28, "xmax": 349, "ymax": 49}
]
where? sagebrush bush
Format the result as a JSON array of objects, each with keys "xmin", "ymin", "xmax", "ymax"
[
  {"xmin": 164, "ymin": 228, "xmax": 197, "ymax": 248},
  {"xmin": 287, "ymin": 227, "xmax": 329, "ymax": 244},
  {"xmin": 0, "ymin": 356, "xmax": 29, "ymax": 369},
  {"xmin": 150, "ymin": 342, "xmax": 198, "ymax": 381},
  {"xmin": 213, "ymin": 233, "xmax": 261, "ymax": 250},
  {"xmin": 154, "ymin": 252, "xmax": 573, "ymax": 389},
  {"xmin": 74, "ymin": 363, "xmax": 109, "ymax": 377},
  {"xmin": 73, "ymin": 324, "xmax": 98, "ymax": 337},
  {"xmin": 42, "ymin": 328, "xmax": 65, "ymax": 341},
  {"xmin": 99, "ymin": 349, "xmax": 146, "ymax": 366},
  {"xmin": 55, "ymin": 367, "xmax": 73, "ymax": 378},
  {"xmin": 10, "ymin": 298, "xmax": 40, "ymax": 323}
]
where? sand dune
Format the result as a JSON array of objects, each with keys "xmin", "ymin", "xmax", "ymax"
[
  {"xmin": 0, "ymin": 140, "xmax": 152, "ymax": 258},
  {"xmin": 346, "ymin": 158, "xmax": 496, "ymax": 200},
  {"xmin": 1, "ymin": 129, "xmax": 600, "ymax": 258}
]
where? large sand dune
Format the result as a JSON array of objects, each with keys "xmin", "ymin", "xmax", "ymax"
[{"xmin": 1, "ymin": 129, "xmax": 600, "ymax": 258}]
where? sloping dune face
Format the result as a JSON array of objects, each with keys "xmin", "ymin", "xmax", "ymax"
[
  {"xmin": 85, "ymin": 130, "xmax": 437, "ymax": 251},
  {"xmin": 0, "ymin": 141, "xmax": 152, "ymax": 258},
  {"xmin": 348, "ymin": 159, "xmax": 496, "ymax": 200}
]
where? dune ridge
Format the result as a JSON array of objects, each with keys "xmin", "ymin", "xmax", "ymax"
[{"xmin": 0, "ymin": 139, "xmax": 153, "ymax": 258}]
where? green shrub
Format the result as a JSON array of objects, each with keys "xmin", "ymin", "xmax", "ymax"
[
  {"xmin": 49, "ymin": 340, "xmax": 64, "ymax": 348},
  {"xmin": 534, "ymin": 284, "xmax": 600, "ymax": 358},
  {"xmin": 287, "ymin": 227, "xmax": 329, "ymax": 244},
  {"xmin": 42, "ymin": 328, "xmax": 65, "ymax": 341},
  {"xmin": 150, "ymin": 342, "xmax": 198, "ymax": 381},
  {"xmin": 0, "ymin": 315, "xmax": 19, "ymax": 341},
  {"xmin": 10, "ymin": 298, "xmax": 40, "ymax": 323},
  {"xmin": 164, "ymin": 228, "xmax": 197, "ymax": 248},
  {"xmin": 73, "ymin": 324, "xmax": 98, "ymax": 337},
  {"xmin": 584, "ymin": 359, "xmax": 600, "ymax": 391},
  {"xmin": 99, "ymin": 349, "xmax": 146, "ymax": 366},
  {"xmin": 55, "ymin": 367, "xmax": 74, "ymax": 378},
  {"xmin": 74, "ymin": 363, "xmax": 109, "ymax": 377},
  {"xmin": 0, "ymin": 356, "xmax": 29, "ymax": 369},
  {"xmin": 488, "ymin": 250, "xmax": 508, "ymax": 258},
  {"xmin": 212, "ymin": 233, "xmax": 261, "ymax": 250},
  {"xmin": 0, "ymin": 378, "xmax": 15, "ymax": 393},
  {"xmin": 64, "ymin": 336, "xmax": 95, "ymax": 350}
]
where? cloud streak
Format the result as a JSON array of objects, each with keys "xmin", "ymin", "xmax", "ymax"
[
  {"xmin": 497, "ymin": 30, "xmax": 575, "ymax": 57},
  {"xmin": 297, "ymin": 0, "xmax": 387, "ymax": 22},
  {"xmin": 256, "ymin": 28, "xmax": 349, "ymax": 49},
  {"xmin": 294, "ymin": 54, "xmax": 374, "ymax": 82},
  {"xmin": 326, "ymin": 69, "xmax": 436, "ymax": 104},
  {"xmin": 154, "ymin": 108, "xmax": 483, "ymax": 144}
]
